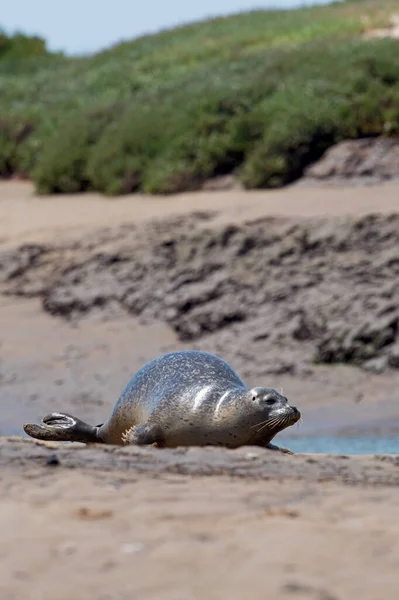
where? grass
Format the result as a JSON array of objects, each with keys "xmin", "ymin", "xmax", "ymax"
[{"xmin": 0, "ymin": 0, "xmax": 399, "ymax": 195}]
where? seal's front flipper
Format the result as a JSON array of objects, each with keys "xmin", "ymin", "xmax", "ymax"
[
  {"xmin": 24, "ymin": 412, "xmax": 100, "ymax": 444},
  {"xmin": 265, "ymin": 442, "xmax": 294, "ymax": 455},
  {"xmin": 121, "ymin": 422, "xmax": 165, "ymax": 446}
]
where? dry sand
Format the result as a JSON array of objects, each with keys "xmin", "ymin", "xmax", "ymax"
[
  {"xmin": 2, "ymin": 439, "xmax": 399, "ymax": 600},
  {"xmin": 2, "ymin": 180, "xmax": 399, "ymax": 599},
  {"xmin": 2, "ymin": 178, "xmax": 399, "ymax": 249}
]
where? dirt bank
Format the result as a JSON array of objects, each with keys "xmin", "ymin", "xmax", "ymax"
[{"xmin": 3, "ymin": 208, "xmax": 399, "ymax": 377}]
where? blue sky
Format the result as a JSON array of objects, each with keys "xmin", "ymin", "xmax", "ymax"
[{"xmin": 2, "ymin": 0, "xmax": 335, "ymax": 55}]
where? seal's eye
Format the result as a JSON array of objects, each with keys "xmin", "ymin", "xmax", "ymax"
[
  {"xmin": 265, "ymin": 397, "xmax": 277, "ymax": 405},
  {"xmin": 252, "ymin": 394, "xmax": 257, "ymax": 401}
]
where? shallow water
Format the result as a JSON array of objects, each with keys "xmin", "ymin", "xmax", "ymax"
[{"xmin": 282, "ymin": 435, "xmax": 399, "ymax": 455}]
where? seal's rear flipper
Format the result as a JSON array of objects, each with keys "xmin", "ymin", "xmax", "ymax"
[{"xmin": 23, "ymin": 412, "xmax": 100, "ymax": 444}]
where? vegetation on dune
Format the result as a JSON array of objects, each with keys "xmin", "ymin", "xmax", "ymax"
[
  {"xmin": 0, "ymin": 0, "xmax": 399, "ymax": 195},
  {"xmin": 0, "ymin": 30, "xmax": 54, "ymax": 61}
]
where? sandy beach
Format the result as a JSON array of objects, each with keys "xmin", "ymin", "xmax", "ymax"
[{"xmin": 2, "ymin": 179, "xmax": 399, "ymax": 599}]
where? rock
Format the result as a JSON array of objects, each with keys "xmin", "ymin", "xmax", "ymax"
[
  {"xmin": 290, "ymin": 312, "xmax": 324, "ymax": 341},
  {"xmin": 0, "ymin": 244, "xmax": 48, "ymax": 283},
  {"xmin": 315, "ymin": 314, "xmax": 398, "ymax": 366},
  {"xmin": 364, "ymin": 13, "xmax": 399, "ymax": 41},
  {"xmin": 388, "ymin": 343, "xmax": 399, "ymax": 369},
  {"xmin": 349, "ymin": 314, "xmax": 398, "ymax": 351},
  {"xmin": 362, "ymin": 356, "xmax": 389, "ymax": 374},
  {"xmin": 303, "ymin": 138, "xmax": 399, "ymax": 185}
]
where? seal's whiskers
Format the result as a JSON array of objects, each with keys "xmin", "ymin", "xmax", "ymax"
[
  {"xmin": 256, "ymin": 415, "xmax": 288, "ymax": 434},
  {"xmin": 250, "ymin": 419, "xmax": 269, "ymax": 429},
  {"xmin": 251, "ymin": 416, "xmax": 281, "ymax": 433}
]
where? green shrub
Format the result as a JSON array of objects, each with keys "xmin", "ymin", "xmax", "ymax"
[
  {"xmin": 32, "ymin": 106, "xmax": 121, "ymax": 193},
  {"xmin": 33, "ymin": 36, "xmax": 399, "ymax": 194},
  {"xmin": 88, "ymin": 92, "xmax": 254, "ymax": 194},
  {"xmin": 86, "ymin": 104, "xmax": 180, "ymax": 194},
  {"xmin": 141, "ymin": 96, "xmax": 255, "ymax": 194},
  {"xmin": 0, "ymin": 116, "xmax": 36, "ymax": 177},
  {"xmin": 0, "ymin": 30, "xmax": 51, "ymax": 60}
]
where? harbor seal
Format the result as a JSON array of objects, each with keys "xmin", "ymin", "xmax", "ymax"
[{"xmin": 23, "ymin": 350, "xmax": 301, "ymax": 452}]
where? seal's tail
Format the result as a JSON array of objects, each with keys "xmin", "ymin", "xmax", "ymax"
[{"xmin": 23, "ymin": 412, "xmax": 100, "ymax": 444}]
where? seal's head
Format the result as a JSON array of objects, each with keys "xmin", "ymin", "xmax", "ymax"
[{"xmin": 247, "ymin": 386, "xmax": 300, "ymax": 439}]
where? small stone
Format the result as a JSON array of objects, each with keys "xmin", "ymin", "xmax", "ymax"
[
  {"xmin": 245, "ymin": 452, "xmax": 260, "ymax": 460},
  {"xmin": 46, "ymin": 454, "xmax": 60, "ymax": 466},
  {"xmin": 362, "ymin": 356, "xmax": 388, "ymax": 374},
  {"xmin": 121, "ymin": 542, "xmax": 144, "ymax": 554},
  {"xmin": 55, "ymin": 542, "xmax": 77, "ymax": 557}
]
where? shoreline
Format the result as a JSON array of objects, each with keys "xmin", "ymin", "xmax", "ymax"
[{"xmin": 2, "ymin": 436, "xmax": 399, "ymax": 481}]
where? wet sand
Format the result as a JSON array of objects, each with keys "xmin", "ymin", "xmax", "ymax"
[{"xmin": 2, "ymin": 180, "xmax": 399, "ymax": 599}]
